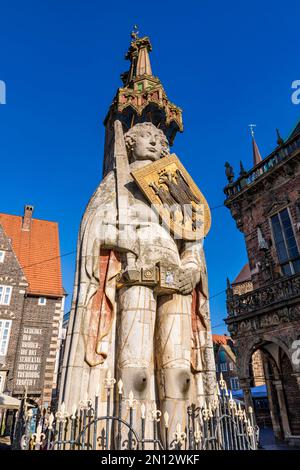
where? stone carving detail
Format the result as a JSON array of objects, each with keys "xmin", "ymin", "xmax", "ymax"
[
  {"xmin": 263, "ymin": 193, "xmax": 290, "ymax": 217},
  {"xmin": 228, "ymin": 306, "xmax": 300, "ymax": 338},
  {"xmin": 232, "ymin": 281, "xmax": 253, "ymax": 296},
  {"xmin": 227, "ymin": 273, "xmax": 300, "ymax": 317},
  {"xmin": 131, "ymin": 153, "xmax": 211, "ymax": 240}
]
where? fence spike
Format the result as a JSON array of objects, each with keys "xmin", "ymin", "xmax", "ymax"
[
  {"xmin": 71, "ymin": 404, "xmax": 77, "ymax": 419},
  {"xmin": 141, "ymin": 403, "xmax": 146, "ymax": 419},
  {"xmin": 228, "ymin": 391, "xmax": 235, "ymax": 409},
  {"xmin": 125, "ymin": 390, "xmax": 138, "ymax": 410},
  {"xmin": 31, "ymin": 422, "xmax": 45, "ymax": 449},
  {"xmin": 194, "ymin": 421, "xmax": 202, "ymax": 443},
  {"xmin": 150, "ymin": 404, "xmax": 162, "ymax": 422},
  {"xmin": 48, "ymin": 413, "xmax": 55, "ymax": 430},
  {"xmin": 164, "ymin": 411, "xmax": 169, "ymax": 428},
  {"xmin": 212, "ymin": 393, "xmax": 219, "ymax": 409},
  {"xmin": 174, "ymin": 422, "xmax": 186, "ymax": 445},
  {"xmin": 104, "ymin": 369, "xmax": 116, "ymax": 389},
  {"xmin": 26, "ymin": 408, "xmax": 33, "ymax": 419},
  {"xmin": 219, "ymin": 373, "xmax": 226, "ymax": 390},
  {"xmin": 117, "ymin": 379, "xmax": 123, "ymax": 395},
  {"xmin": 202, "ymin": 403, "xmax": 210, "ymax": 421}
]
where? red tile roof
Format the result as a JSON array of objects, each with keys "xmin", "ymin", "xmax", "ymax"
[
  {"xmin": 0, "ymin": 212, "xmax": 65, "ymax": 297},
  {"xmin": 232, "ymin": 263, "xmax": 251, "ymax": 285},
  {"xmin": 212, "ymin": 334, "xmax": 230, "ymax": 345}
]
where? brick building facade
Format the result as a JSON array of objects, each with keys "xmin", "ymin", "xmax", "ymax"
[
  {"xmin": 224, "ymin": 121, "xmax": 300, "ymax": 445},
  {"xmin": 0, "ymin": 206, "xmax": 65, "ymax": 413}
]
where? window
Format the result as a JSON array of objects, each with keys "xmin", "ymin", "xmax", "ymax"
[
  {"xmin": 0, "ymin": 286, "xmax": 12, "ymax": 305},
  {"xmin": 0, "ymin": 319, "xmax": 12, "ymax": 356},
  {"xmin": 0, "ymin": 372, "xmax": 6, "ymax": 393},
  {"xmin": 220, "ymin": 363, "xmax": 227, "ymax": 372},
  {"xmin": 271, "ymin": 208, "xmax": 300, "ymax": 276},
  {"xmin": 230, "ymin": 377, "xmax": 240, "ymax": 390},
  {"xmin": 219, "ymin": 350, "xmax": 226, "ymax": 362},
  {"xmin": 229, "ymin": 362, "xmax": 234, "ymax": 371},
  {"xmin": 38, "ymin": 297, "xmax": 47, "ymax": 306},
  {"xmin": 0, "ymin": 251, "xmax": 5, "ymax": 263}
]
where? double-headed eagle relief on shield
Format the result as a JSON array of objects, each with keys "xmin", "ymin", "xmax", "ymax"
[{"xmin": 131, "ymin": 153, "xmax": 211, "ymax": 240}]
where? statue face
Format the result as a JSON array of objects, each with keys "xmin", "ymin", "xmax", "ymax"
[{"xmin": 132, "ymin": 127, "xmax": 164, "ymax": 161}]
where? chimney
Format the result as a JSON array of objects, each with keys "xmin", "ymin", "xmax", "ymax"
[{"xmin": 22, "ymin": 205, "xmax": 34, "ymax": 231}]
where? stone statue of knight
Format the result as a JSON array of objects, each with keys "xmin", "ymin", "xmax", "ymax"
[{"xmin": 59, "ymin": 31, "xmax": 216, "ymax": 444}]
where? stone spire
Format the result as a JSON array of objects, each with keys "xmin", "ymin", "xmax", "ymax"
[
  {"xmin": 124, "ymin": 29, "xmax": 153, "ymax": 82},
  {"xmin": 249, "ymin": 124, "xmax": 262, "ymax": 166},
  {"xmin": 252, "ymin": 137, "xmax": 262, "ymax": 166},
  {"xmin": 103, "ymin": 29, "xmax": 183, "ymax": 176}
]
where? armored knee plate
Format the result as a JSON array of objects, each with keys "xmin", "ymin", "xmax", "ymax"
[
  {"xmin": 119, "ymin": 367, "xmax": 149, "ymax": 399},
  {"xmin": 161, "ymin": 368, "xmax": 192, "ymax": 399}
]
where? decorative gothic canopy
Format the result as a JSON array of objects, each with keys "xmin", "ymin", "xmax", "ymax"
[{"xmin": 104, "ymin": 29, "xmax": 183, "ymax": 147}]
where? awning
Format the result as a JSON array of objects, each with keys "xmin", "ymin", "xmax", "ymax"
[
  {"xmin": 0, "ymin": 394, "xmax": 21, "ymax": 410},
  {"xmin": 232, "ymin": 385, "xmax": 267, "ymax": 399}
]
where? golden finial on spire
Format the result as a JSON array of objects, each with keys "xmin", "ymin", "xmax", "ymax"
[
  {"xmin": 249, "ymin": 123, "xmax": 262, "ymax": 165},
  {"xmin": 248, "ymin": 123, "xmax": 256, "ymax": 138},
  {"xmin": 131, "ymin": 24, "xmax": 139, "ymax": 40}
]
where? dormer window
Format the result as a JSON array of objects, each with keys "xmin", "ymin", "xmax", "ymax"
[
  {"xmin": 38, "ymin": 297, "xmax": 47, "ymax": 306},
  {"xmin": 0, "ymin": 251, "xmax": 5, "ymax": 263}
]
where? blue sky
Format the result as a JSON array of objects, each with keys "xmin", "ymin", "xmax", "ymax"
[{"xmin": 1, "ymin": 0, "xmax": 299, "ymax": 334}]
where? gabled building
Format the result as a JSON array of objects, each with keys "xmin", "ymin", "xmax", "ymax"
[
  {"xmin": 213, "ymin": 333, "xmax": 264, "ymax": 391},
  {"xmin": 213, "ymin": 334, "xmax": 239, "ymax": 391},
  {"xmin": 224, "ymin": 120, "xmax": 300, "ymax": 445},
  {"xmin": 0, "ymin": 205, "xmax": 65, "ymax": 416}
]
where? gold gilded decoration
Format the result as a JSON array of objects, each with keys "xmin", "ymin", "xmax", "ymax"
[{"xmin": 131, "ymin": 154, "xmax": 211, "ymax": 240}]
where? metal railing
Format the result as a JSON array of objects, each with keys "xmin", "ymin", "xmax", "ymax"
[{"xmin": 12, "ymin": 373, "xmax": 258, "ymax": 451}]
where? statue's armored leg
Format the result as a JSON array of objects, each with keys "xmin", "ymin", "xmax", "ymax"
[
  {"xmin": 116, "ymin": 285, "xmax": 156, "ymax": 443},
  {"xmin": 156, "ymin": 293, "xmax": 192, "ymax": 446}
]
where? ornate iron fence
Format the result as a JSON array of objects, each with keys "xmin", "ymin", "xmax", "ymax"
[{"xmin": 13, "ymin": 373, "xmax": 258, "ymax": 451}]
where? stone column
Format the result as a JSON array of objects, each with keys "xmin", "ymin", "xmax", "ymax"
[
  {"xmin": 262, "ymin": 357, "xmax": 282, "ymax": 439},
  {"xmin": 239, "ymin": 378, "xmax": 254, "ymax": 414},
  {"xmin": 273, "ymin": 380, "xmax": 291, "ymax": 439},
  {"xmin": 0, "ymin": 409, "xmax": 5, "ymax": 436},
  {"xmin": 292, "ymin": 372, "xmax": 300, "ymax": 392}
]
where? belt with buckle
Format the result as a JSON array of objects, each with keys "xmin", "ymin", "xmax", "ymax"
[{"xmin": 116, "ymin": 262, "xmax": 180, "ymax": 294}]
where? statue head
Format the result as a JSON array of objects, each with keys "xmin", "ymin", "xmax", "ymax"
[{"xmin": 124, "ymin": 122, "xmax": 169, "ymax": 163}]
